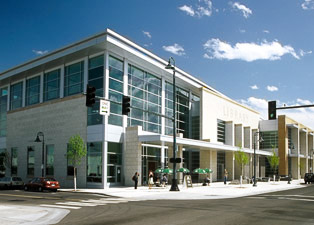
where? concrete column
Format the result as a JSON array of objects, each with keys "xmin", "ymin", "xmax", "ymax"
[
  {"xmin": 291, "ymin": 157, "xmax": 299, "ymax": 179},
  {"xmin": 225, "ymin": 151, "xmax": 234, "ymax": 180},
  {"xmin": 210, "ymin": 150, "xmax": 217, "ymax": 182},
  {"xmin": 60, "ymin": 65, "xmax": 65, "ymax": 98},
  {"xmin": 83, "ymin": 57, "xmax": 88, "ymax": 92},
  {"xmin": 123, "ymin": 58, "xmax": 128, "ymax": 128},
  {"xmin": 235, "ymin": 124, "xmax": 243, "ymax": 148},
  {"xmin": 161, "ymin": 142, "xmax": 165, "ymax": 168},
  {"xmin": 22, "ymin": 78, "xmax": 26, "ymax": 107},
  {"xmin": 7, "ymin": 85, "xmax": 10, "ymax": 111},
  {"xmin": 39, "ymin": 72, "xmax": 44, "ymax": 103},
  {"xmin": 244, "ymin": 127, "xmax": 251, "ymax": 149},
  {"xmin": 124, "ymin": 126, "xmax": 142, "ymax": 186},
  {"xmin": 161, "ymin": 77, "xmax": 165, "ymax": 135}
]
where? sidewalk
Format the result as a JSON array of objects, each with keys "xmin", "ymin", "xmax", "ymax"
[{"xmin": 60, "ymin": 179, "xmax": 306, "ymax": 200}]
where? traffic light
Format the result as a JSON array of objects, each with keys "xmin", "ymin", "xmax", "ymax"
[
  {"xmin": 268, "ymin": 101, "xmax": 277, "ymax": 120},
  {"xmin": 122, "ymin": 95, "xmax": 131, "ymax": 115},
  {"xmin": 86, "ymin": 85, "xmax": 96, "ymax": 107}
]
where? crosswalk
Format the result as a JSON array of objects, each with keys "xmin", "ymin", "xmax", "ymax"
[
  {"xmin": 247, "ymin": 194, "xmax": 314, "ymax": 202},
  {"xmin": 40, "ymin": 197, "xmax": 139, "ymax": 210}
]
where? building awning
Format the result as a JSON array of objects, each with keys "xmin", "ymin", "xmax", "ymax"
[
  {"xmin": 138, "ymin": 134, "xmax": 272, "ymax": 156},
  {"xmin": 287, "ymin": 124, "xmax": 299, "ymax": 129}
]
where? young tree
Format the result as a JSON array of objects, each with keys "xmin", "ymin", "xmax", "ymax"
[
  {"xmin": 267, "ymin": 149, "xmax": 279, "ymax": 176},
  {"xmin": 67, "ymin": 134, "xmax": 87, "ymax": 191},
  {"xmin": 235, "ymin": 148, "xmax": 249, "ymax": 177}
]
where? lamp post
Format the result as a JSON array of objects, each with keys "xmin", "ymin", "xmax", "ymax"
[
  {"xmin": 288, "ymin": 143, "xmax": 294, "ymax": 184},
  {"xmin": 310, "ymin": 149, "xmax": 314, "ymax": 173},
  {"xmin": 165, "ymin": 57, "xmax": 179, "ymax": 192},
  {"xmin": 35, "ymin": 132, "xmax": 45, "ymax": 177},
  {"xmin": 253, "ymin": 132, "xmax": 263, "ymax": 187}
]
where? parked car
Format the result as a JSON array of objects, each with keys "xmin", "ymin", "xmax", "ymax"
[
  {"xmin": 24, "ymin": 177, "xmax": 60, "ymax": 192},
  {"xmin": 304, "ymin": 173, "xmax": 314, "ymax": 184},
  {"xmin": 0, "ymin": 176, "xmax": 24, "ymax": 189}
]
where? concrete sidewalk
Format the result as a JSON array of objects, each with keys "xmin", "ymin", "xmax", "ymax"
[{"xmin": 60, "ymin": 179, "xmax": 306, "ymax": 200}]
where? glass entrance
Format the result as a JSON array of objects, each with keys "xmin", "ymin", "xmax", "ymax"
[{"xmin": 116, "ymin": 166, "xmax": 121, "ymax": 183}]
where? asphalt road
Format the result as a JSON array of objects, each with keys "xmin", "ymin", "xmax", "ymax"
[{"xmin": 1, "ymin": 186, "xmax": 314, "ymax": 225}]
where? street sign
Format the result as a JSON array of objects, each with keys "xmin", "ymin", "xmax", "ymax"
[{"xmin": 99, "ymin": 100, "xmax": 110, "ymax": 116}]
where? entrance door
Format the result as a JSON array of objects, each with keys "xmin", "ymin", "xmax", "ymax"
[
  {"xmin": 115, "ymin": 166, "xmax": 122, "ymax": 184},
  {"xmin": 217, "ymin": 164, "xmax": 224, "ymax": 181}
]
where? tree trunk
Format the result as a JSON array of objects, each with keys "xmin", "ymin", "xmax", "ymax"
[{"xmin": 74, "ymin": 167, "xmax": 77, "ymax": 191}]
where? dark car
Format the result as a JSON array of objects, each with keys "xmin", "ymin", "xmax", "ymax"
[
  {"xmin": 304, "ymin": 173, "xmax": 314, "ymax": 184},
  {"xmin": 0, "ymin": 176, "xmax": 24, "ymax": 189},
  {"xmin": 24, "ymin": 177, "xmax": 60, "ymax": 192}
]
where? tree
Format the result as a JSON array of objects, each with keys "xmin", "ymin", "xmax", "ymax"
[
  {"xmin": 66, "ymin": 134, "xmax": 87, "ymax": 191},
  {"xmin": 0, "ymin": 150, "xmax": 11, "ymax": 177},
  {"xmin": 267, "ymin": 149, "xmax": 279, "ymax": 176},
  {"xmin": 235, "ymin": 148, "xmax": 249, "ymax": 177}
]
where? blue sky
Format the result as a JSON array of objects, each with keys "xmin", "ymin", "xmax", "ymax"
[{"xmin": 1, "ymin": 0, "xmax": 314, "ymax": 128}]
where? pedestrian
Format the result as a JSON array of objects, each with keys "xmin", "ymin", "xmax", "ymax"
[
  {"xmin": 224, "ymin": 169, "xmax": 228, "ymax": 185},
  {"xmin": 148, "ymin": 171, "xmax": 154, "ymax": 189},
  {"xmin": 132, "ymin": 172, "xmax": 139, "ymax": 189},
  {"xmin": 161, "ymin": 174, "xmax": 168, "ymax": 187}
]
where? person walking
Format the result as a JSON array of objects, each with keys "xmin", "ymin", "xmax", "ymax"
[
  {"xmin": 148, "ymin": 171, "xmax": 154, "ymax": 189},
  {"xmin": 132, "ymin": 172, "xmax": 139, "ymax": 189},
  {"xmin": 224, "ymin": 169, "xmax": 228, "ymax": 185}
]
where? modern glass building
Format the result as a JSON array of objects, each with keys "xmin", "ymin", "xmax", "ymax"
[{"xmin": 0, "ymin": 29, "xmax": 301, "ymax": 188}]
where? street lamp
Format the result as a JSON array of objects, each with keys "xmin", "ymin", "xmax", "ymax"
[
  {"xmin": 288, "ymin": 143, "xmax": 294, "ymax": 184},
  {"xmin": 165, "ymin": 57, "xmax": 179, "ymax": 192},
  {"xmin": 253, "ymin": 131, "xmax": 263, "ymax": 187},
  {"xmin": 310, "ymin": 149, "xmax": 314, "ymax": 173},
  {"xmin": 35, "ymin": 132, "xmax": 45, "ymax": 177}
]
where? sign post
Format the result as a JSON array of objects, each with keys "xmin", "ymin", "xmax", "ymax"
[{"xmin": 99, "ymin": 100, "xmax": 110, "ymax": 116}]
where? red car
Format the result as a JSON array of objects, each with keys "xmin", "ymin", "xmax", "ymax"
[{"xmin": 24, "ymin": 177, "xmax": 60, "ymax": 192}]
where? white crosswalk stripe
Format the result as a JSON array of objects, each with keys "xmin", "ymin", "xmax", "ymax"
[
  {"xmin": 248, "ymin": 194, "xmax": 314, "ymax": 202},
  {"xmin": 42, "ymin": 197, "xmax": 136, "ymax": 210}
]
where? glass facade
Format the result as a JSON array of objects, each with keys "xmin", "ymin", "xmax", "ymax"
[
  {"xmin": 87, "ymin": 142, "xmax": 102, "ymax": 183},
  {"xmin": 11, "ymin": 148, "xmax": 17, "ymax": 175},
  {"xmin": 217, "ymin": 152, "xmax": 226, "ymax": 181},
  {"xmin": 217, "ymin": 119, "xmax": 226, "ymax": 143},
  {"xmin": 44, "ymin": 69, "xmax": 60, "ymax": 101},
  {"xmin": 191, "ymin": 94, "xmax": 200, "ymax": 140},
  {"xmin": 260, "ymin": 131, "xmax": 278, "ymax": 150},
  {"xmin": 165, "ymin": 82, "xmax": 190, "ymax": 138},
  {"xmin": 10, "ymin": 82, "xmax": 23, "ymax": 110},
  {"xmin": 0, "ymin": 149, "xmax": 6, "ymax": 177},
  {"xmin": 0, "ymin": 88, "xmax": 7, "ymax": 137},
  {"xmin": 46, "ymin": 145, "xmax": 54, "ymax": 176},
  {"xmin": 88, "ymin": 55, "xmax": 104, "ymax": 125},
  {"xmin": 26, "ymin": 76, "xmax": 40, "ymax": 106},
  {"xmin": 128, "ymin": 64, "xmax": 162, "ymax": 133},
  {"xmin": 107, "ymin": 142, "xmax": 122, "ymax": 183},
  {"xmin": 64, "ymin": 61, "xmax": 84, "ymax": 97},
  {"xmin": 27, "ymin": 147, "xmax": 35, "ymax": 176},
  {"xmin": 108, "ymin": 56, "xmax": 124, "ymax": 126}
]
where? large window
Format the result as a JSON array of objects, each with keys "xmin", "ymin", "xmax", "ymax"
[
  {"xmin": 108, "ymin": 56, "xmax": 124, "ymax": 126},
  {"xmin": 107, "ymin": 142, "xmax": 122, "ymax": 183},
  {"xmin": 10, "ymin": 82, "xmax": 23, "ymax": 110},
  {"xmin": 44, "ymin": 69, "xmax": 60, "ymax": 101},
  {"xmin": 260, "ymin": 131, "xmax": 278, "ymax": 150},
  {"xmin": 128, "ymin": 64, "xmax": 162, "ymax": 133},
  {"xmin": 217, "ymin": 119, "xmax": 226, "ymax": 143},
  {"xmin": 26, "ymin": 76, "xmax": 40, "ymax": 106},
  {"xmin": 64, "ymin": 61, "xmax": 84, "ymax": 97},
  {"xmin": 88, "ymin": 55, "xmax": 104, "ymax": 125},
  {"xmin": 67, "ymin": 146, "xmax": 74, "ymax": 176},
  {"xmin": 46, "ymin": 145, "xmax": 54, "ymax": 176},
  {"xmin": 165, "ymin": 83, "xmax": 190, "ymax": 137},
  {"xmin": 87, "ymin": 142, "xmax": 102, "ymax": 183},
  {"xmin": 0, "ymin": 88, "xmax": 7, "ymax": 137},
  {"xmin": 11, "ymin": 148, "xmax": 17, "ymax": 175},
  {"xmin": 191, "ymin": 94, "xmax": 200, "ymax": 140},
  {"xmin": 27, "ymin": 147, "xmax": 35, "ymax": 176},
  {"xmin": 0, "ymin": 149, "xmax": 6, "ymax": 177}
]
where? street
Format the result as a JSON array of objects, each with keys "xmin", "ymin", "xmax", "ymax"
[{"xmin": 1, "ymin": 185, "xmax": 314, "ymax": 225}]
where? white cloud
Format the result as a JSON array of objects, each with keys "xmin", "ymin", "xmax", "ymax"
[
  {"xmin": 239, "ymin": 29, "xmax": 246, "ymax": 33},
  {"xmin": 179, "ymin": 5, "xmax": 195, "ymax": 16},
  {"xmin": 32, "ymin": 50, "xmax": 48, "ymax": 55},
  {"xmin": 302, "ymin": 0, "xmax": 314, "ymax": 10},
  {"xmin": 232, "ymin": 2, "xmax": 252, "ymax": 18},
  {"xmin": 179, "ymin": 0, "xmax": 212, "ymax": 18},
  {"xmin": 263, "ymin": 30, "xmax": 270, "ymax": 33},
  {"xmin": 143, "ymin": 31, "xmax": 152, "ymax": 39},
  {"xmin": 250, "ymin": 85, "xmax": 259, "ymax": 90},
  {"xmin": 300, "ymin": 49, "xmax": 312, "ymax": 57},
  {"xmin": 267, "ymin": 85, "xmax": 278, "ymax": 92},
  {"xmin": 203, "ymin": 39, "xmax": 300, "ymax": 62},
  {"xmin": 163, "ymin": 43, "xmax": 185, "ymax": 56},
  {"xmin": 239, "ymin": 97, "xmax": 314, "ymax": 129}
]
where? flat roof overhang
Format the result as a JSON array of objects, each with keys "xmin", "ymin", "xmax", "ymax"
[{"xmin": 139, "ymin": 134, "xmax": 272, "ymax": 156}]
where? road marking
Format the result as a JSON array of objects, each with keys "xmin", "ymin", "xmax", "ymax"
[
  {"xmin": 247, "ymin": 196, "xmax": 266, "ymax": 199},
  {"xmin": 40, "ymin": 204, "xmax": 81, "ymax": 209},
  {"xmin": 56, "ymin": 202, "xmax": 98, "ymax": 207}
]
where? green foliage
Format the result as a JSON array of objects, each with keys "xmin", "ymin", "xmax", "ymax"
[
  {"xmin": 235, "ymin": 148, "xmax": 249, "ymax": 176},
  {"xmin": 267, "ymin": 149, "xmax": 279, "ymax": 174},
  {"xmin": 67, "ymin": 134, "xmax": 87, "ymax": 166}
]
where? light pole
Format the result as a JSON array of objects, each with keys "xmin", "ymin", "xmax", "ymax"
[
  {"xmin": 288, "ymin": 143, "xmax": 294, "ymax": 184},
  {"xmin": 35, "ymin": 132, "xmax": 45, "ymax": 177},
  {"xmin": 165, "ymin": 57, "xmax": 179, "ymax": 192},
  {"xmin": 253, "ymin": 132, "xmax": 263, "ymax": 187},
  {"xmin": 310, "ymin": 149, "xmax": 314, "ymax": 173}
]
